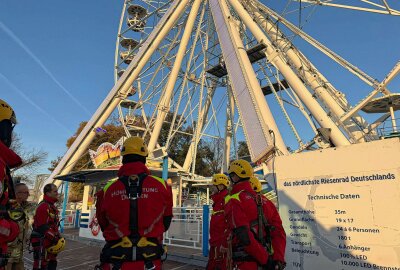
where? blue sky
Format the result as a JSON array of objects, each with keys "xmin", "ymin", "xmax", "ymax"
[
  {"xmin": 1, "ymin": 1, "xmax": 399, "ymax": 178},
  {"xmin": 1, "ymin": 1, "xmax": 121, "ymax": 176}
]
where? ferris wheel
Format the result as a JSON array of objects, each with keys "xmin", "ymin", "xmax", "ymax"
[
  {"xmin": 47, "ymin": 0, "xmax": 400, "ymax": 188},
  {"xmin": 112, "ymin": 0, "xmax": 400, "ymax": 172}
]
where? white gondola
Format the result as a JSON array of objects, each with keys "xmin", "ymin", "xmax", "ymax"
[
  {"xmin": 127, "ymin": 18, "xmax": 146, "ymax": 32},
  {"xmin": 117, "ymin": 69, "xmax": 125, "ymax": 78},
  {"xmin": 127, "ymin": 4, "xmax": 147, "ymax": 18},
  {"xmin": 120, "ymin": 98, "xmax": 138, "ymax": 109},
  {"xmin": 120, "ymin": 51, "xmax": 134, "ymax": 64},
  {"xmin": 362, "ymin": 93, "xmax": 400, "ymax": 113},
  {"xmin": 126, "ymin": 5, "xmax": 147, "ymax": 32},
  {"xmin": 119, "ymin": 37, "xmax": 139, "ymax": 49}
]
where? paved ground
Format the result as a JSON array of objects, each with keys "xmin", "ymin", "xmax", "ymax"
[{"xmin": 23, "ymin": 238, "xmax": 206, "ymax": 270}]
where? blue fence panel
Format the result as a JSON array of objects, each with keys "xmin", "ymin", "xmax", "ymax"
[{"xmin": 202, "ymin": 204, "xmax": 210, "ymax": 257}]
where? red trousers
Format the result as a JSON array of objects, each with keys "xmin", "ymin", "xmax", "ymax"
[
  {"xmin": 31, "ymin": 237, "xmax": 57, "ymax": 270},
  {"xmin": 32, "ymin": 246, "xmax": 57, "ymax": 270},
  {"xmin": 206, "ymin": 246, "xmax": 227, "ymax": 270}
]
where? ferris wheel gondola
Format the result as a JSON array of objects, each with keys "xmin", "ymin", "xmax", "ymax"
[
  {"xmin": 46, "ymin": 0, "xmax": 400, "ymax": 197},
  {"xmin": 113, "ymin": 0, "xmax": 400, "ymax": 174}
]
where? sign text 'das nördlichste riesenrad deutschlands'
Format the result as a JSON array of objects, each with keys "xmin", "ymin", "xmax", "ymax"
[{"xmin": 275, "ymin": 138, "xmax": 400, "ymax": 270}]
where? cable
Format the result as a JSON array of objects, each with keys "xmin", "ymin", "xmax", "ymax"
[
  {"xmin": 269, "ymin": 130, "xmax": 280, "ymax": 209},
  {"xmin": 299, "ymin": 0, "xmax": 302, "ymax": 29}
]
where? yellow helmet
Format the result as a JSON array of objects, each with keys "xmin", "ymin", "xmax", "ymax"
[
  {"xmin": 47, "ymin": 237, "xmax": 66, "ymax": 254},
  {"xmin": 121, "ymin": 136, "xmax": 148, "ymax": 157},
  {"xmin": 249, "ymin": 176, "xmax": 262, "ymax": 193},
  {"xmin": 228, "ymin": 159, "xmax": 253, "ymax": 178},
  {"xmin": 212, "ymin": 174, "xmax": 229, "ymax": 188},
  {"xmin": 0, "ymin": 99, "xmax": 17, "ymax": 124}
]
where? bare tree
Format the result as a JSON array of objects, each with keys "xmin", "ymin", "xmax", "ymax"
[
  {"xmin": 204, "ymin": 138, "xmax": 225, "ymax": 174},
  {"xmin": 10, "ymin": 133, "xmax": 48, "ymax": 185}
]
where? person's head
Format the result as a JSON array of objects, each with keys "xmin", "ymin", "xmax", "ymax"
[
  {"xmin": 43, "ymin": 183, "xmax": 58, "ymax": 199},
  {"xmin": 0, "ymin": 99, "xmax": 17, "ymax": 147},
  {"xmin": 210, "ymin": 173, "xmax": 229, "ymax": 195},
  {"xmin": 249, "ymin": 176, "xmax": 262, "ymax": 193},
  {"xmin": 15, "ymin": 183, "xmax": 29, "ymax": 203},
  {"xmin": 228, "ymin": 159, "xmax": 253, "ymax": 184},
  {"xmin": 121, "ymin": 136, "xmax": 148, "ymax": 164}
]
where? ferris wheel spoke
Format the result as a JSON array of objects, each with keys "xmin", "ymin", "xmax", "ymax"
[
  {"xmin": 251, "ymin": 0, "xmax": 392, "ymax": 143},
  {"xmin": 260, "ymin": 65, "xmax": 304, "ymax": 147},
  {"xmin": 147, "ymin": 0, "xmax": 202, "ymax": 152},
  {"xmin": 166, "ymin": 84, "xmax": 196, "ymax": 147},
  {"xmin": 299, "ymin": 0, "xmax": 400, "ymax": 15},
  {"xmin": 254, "ymin": 1, "xmax": 388, "ymax": 91},
  {"xmin": 114, "ymin": 0, "xmax": 398, "ymax": 173}
]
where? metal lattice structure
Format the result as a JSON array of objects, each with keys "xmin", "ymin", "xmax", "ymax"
[{"xmin": 46, "ymin": 0, "xmax": 399, "ymax": 187}]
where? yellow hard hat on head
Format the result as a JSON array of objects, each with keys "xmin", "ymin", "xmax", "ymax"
[
  {"xmin": 47, "ymin": 237, "xmax": 66, "ymax": 254},
  {"xmin": 0, "ymin": 99, "xmax": 17, "ymax": 124},
  {"xmin": 249, "ymin": 176, "xmax": 262, "ymax": 193},
  {"xmin": 212, "ymin": 174, "xmax": 229, "ymax": 188},
  {"xmin": 228, "ymin": 159, "xmax": 253, "ymax": 178},
  {"xmin": 121, "ymin": 136, "xmax": 148, "ymax": 157}
]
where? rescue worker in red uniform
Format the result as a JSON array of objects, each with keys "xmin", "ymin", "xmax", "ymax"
[
  {"xmin": 96, "ymin": 136, "xmax": 173, "ymax": 270},
  {"xmin": 249, "ymin": 176, "xmax": 263, "ymax": 195},
  {"xmin": 31, "ymin": 184, "xmax": 65, "ymax": 270},
  {"xmin": 207, "ymin": 173, "xmax": 229, "ymax": 270},
  {"xmin": 249, "ymin": 176, "xmax": 286, "ymax": 269},
  {"xmin": 225, "ymin": 160, "xmax": 286, "ymax": 270},
  {"xmin": 0, "ymin": 99, "xmax": 22, "ymax": 270},
  {"xmin": 95, "ymin": 179, "xmax": 116, "ymax": 233}
]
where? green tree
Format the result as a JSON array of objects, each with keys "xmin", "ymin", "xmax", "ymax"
[
  {"xmin": 158, "ymin": 115, "xmax": 217, "ymax": 176},
  {"xmin": 50, "ymin": 114, "xmax": 222, "ymax": 200},
  {"xmin": 237, "ymin": 140, "xmax": 250, "ymax": 160},
  {"xmin": 203, "ymin": 138, "xmax": 224, "ymax": 174},
  {"xmin": 49, "ymin": 120, "xmax": 125, "ymax": 202}
]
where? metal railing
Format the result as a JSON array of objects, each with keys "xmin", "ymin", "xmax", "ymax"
[
  {"xmin": 61, "ymin": 209, "xmax": 81, "ymax": 230},
  {"xmin": 164, "ymin": 207, "xmax": 206, "ymax": 250},
  {"xmin": 377, "ymin": 117, "xmax": 400, "ymax": 138},
  {"xmin": 61, "ymin": 206, "xmax": 210, "ymax": 253}
]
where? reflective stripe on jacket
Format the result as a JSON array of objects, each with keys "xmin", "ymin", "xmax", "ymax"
[{"xmin": 224, "ymin": 181, "xmax": 268, "ymax": 265}]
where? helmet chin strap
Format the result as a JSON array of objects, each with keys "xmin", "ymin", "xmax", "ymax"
[
  {"xmin": 233, "ymin": 177, "xmax": 249, "ymax": 185},
  {"xmin": 216, "ymin": 185, "xmax": 226, "ymax": 192},
  {"xmin": 0, "ymin": 120, "xmax": 13, "ymax": 147}
]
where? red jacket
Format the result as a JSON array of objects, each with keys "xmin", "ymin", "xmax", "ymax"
[
  {"xmin": 209, "ymin": 189, "xmax": 228, "ymax": 248},
  {"xmin": 95, "ymin": 189, "xmax": 107, "ymax": 232},
  {"xmin": 0, "ymin": 141, "xmax": 21, "ymax": 251},
  {"xmin": 260, "ymin": 195, "xmax": 286, "ymax": 262},
  {"xmin": 225, "ymin": 181, "xmax": 286, "ymax": 265},
  {"xmin": 0, "ymin": 141, "xmax": 22, "ymax": 205},
  {"xmin": 99, "ymin": 162, "xmax": 173, "ymax": 242},
  {"xmin": 32, "ymin": 195, "xmax": 60, "ymax": 239}
]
